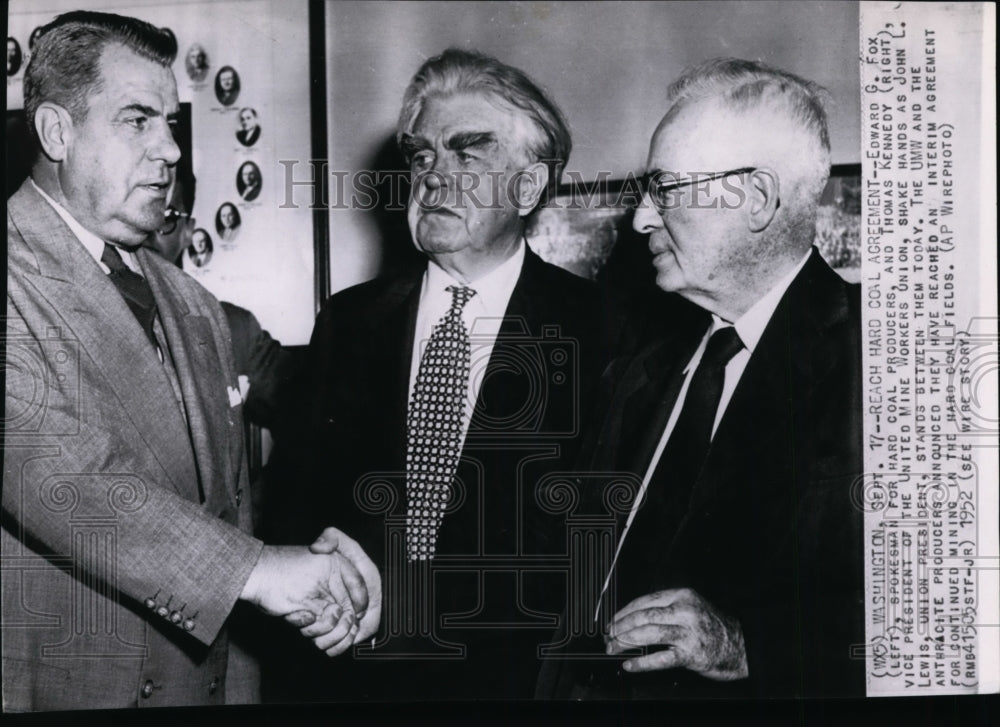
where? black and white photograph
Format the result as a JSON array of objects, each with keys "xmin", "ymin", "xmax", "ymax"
[
  {"xmin": 236, "ymin": 160, "xmax": 262, "ymax": 201},
  {"xmin": 184, "ymin": 41, "xmax": 209, "ymax": 82},
  {"xmin": 28, "ymin": 24, "xmax": 44, "ymax": 50},
  {"xmin": 214, "ymin": 63, "xmax": 240, "ymax": 106},
  {"xmin": 187, "ymin": 227, "xmax": 214, "ymax": 268},
  {"xmin": 236, "ymin": 106, "xmax": 261, "ymax": 146},
  {"xmin": 3, "ymin": 0, "xmax": 996, "ymax": 721},
  {"xmin": 6, "ymin": 36, "xmax": 23, "ymax": 76},
  {"xmin": 215, "ymin": 200, "xmax": 242, "ymax": 241}
]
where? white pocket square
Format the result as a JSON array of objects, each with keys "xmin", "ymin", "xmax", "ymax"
[{"xmin": 227, "ymin": 385, "xmax": 243, "ymax": 407}]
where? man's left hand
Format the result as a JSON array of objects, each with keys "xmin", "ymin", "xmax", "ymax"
[{"xmin": 605, "ymin": 588, "xmax": 748, "ymax": 681}]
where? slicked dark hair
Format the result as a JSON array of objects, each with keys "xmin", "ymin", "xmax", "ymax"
[
  {"xmin": 24, "ymin": 10, "xmax": 176, "ymax": 142},
  {"xmin": 397, "ymin": 47, "xmax": 572, "ymax": 204}
]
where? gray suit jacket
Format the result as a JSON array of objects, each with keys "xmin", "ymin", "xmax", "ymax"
[{"xmin": 3, "ymin": 181, "xmax": 263, "ymax": 710}]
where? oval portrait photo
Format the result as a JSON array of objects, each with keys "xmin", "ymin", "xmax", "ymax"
[
  {"xmin": 7, "ymin": 37, "xmax": 23, "ymax": 77},
  {"xmin": 215, "ymin": 202, "xmax": 242, "ymax": 242},
  {"xmin": 29, "ymin": 26, "xmax": 44, "ymax": 51},
  {"xmin": 236, "ymin": 107, "xmax": 261, "ymax": 147},
  {"xmin": 185, "ymin": 43, "xmax": 210, "ymax": 82},
  {"xmin": 236, "ymin": 161, "xmax": 262, "ymax": 202},
  {"xmin": 188, "ymin": 228, "xmax": 214, "ymax": 268},
  {"xmin": 214, "ymin": 65, "xmax": 240, "ymax": 106}
]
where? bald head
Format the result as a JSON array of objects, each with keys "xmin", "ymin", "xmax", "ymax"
[
  {"xmin": 660, "ymin": 58, "xmax": 831, "ymax": 215},
  {"xmin": 633, "ymin": 59, "xmax": 833, "ymax": 320}
]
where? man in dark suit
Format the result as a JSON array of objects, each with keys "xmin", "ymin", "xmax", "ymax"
[
  {"xmin": 267, "ymin": 48, "xmax": 612, "ymax": 701},
  {"xmin": 3, "ymin": 11, "xmax": 378, "ymax": 711},
  {"xmin": 236, "ymin": 107, "xmax": 261, "ymax": 147},
  {"xmin": 536, "ymin": 59, "xmax": 864, "ymax": 699}
]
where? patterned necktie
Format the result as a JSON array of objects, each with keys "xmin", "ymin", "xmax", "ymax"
[
  {"xmin": 614, "ymin": 325, "xmax": 745, "ymax": 599},
  {"xmin": 405, "ymin": 284, "xmax": 477, "ymax": 561},
  {"xmin": 101, "ymin": 243, "xmax": 159, "ymax": 350}
]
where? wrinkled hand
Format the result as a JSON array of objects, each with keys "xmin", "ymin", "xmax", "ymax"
[
  {"xmin": 605, "ymin": 588, "xmax": 748, "ymax": 681},
  {"xmin": 306, "ymin": 526, "xmax": 381, "ymax": 645},
  {"xmin": 240, "ymin": 528, "xmax": 378, "ymax": 656}
]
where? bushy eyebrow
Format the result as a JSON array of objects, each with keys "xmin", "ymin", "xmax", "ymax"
[
  {"xmin": 444, "ymin": 131, "xmax": 496, "ymax": 152},
  {"xmin": 399, "ymin": 133, "xmax": 431, "ymax": 159}
]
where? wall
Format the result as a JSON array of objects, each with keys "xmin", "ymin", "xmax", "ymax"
[{"xmin": 325, "ymin": 0, "xmax": 862, "ymax": 290}]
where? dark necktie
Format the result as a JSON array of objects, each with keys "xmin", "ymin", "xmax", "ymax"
[
  {"xmin": 101, "ymin": 243, "xmax": 158, "ymax": 350},
  {"xmin": 405, "ymin": 285, "xmax": 477, "ymax": 561},
  {"xmin": 613, "ymin": 325, "xmax": 745, "ymax": 601}
]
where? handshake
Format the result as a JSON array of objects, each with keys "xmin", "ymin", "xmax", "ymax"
[{"xmin": 240, "ymin": 527, "xmax": 381, "ymax": 656}]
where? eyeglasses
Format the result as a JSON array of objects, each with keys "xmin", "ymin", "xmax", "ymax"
[
  {"xmin": 160, "ymin": 206, "xmax": 191, "ymax": 235},
  {"xmin": 643, "ymin": 167, "xmax": 757, "ymax": 210}
]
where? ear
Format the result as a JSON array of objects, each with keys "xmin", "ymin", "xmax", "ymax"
[
  {"xmin": 512, "ymin": 161, "xmax": 550, "ymax": 217},
  {"xmin": 746, "ymin": 167, "xmax": 780, "ymax": 233},
  {"xmin": 34, "ymin": 102, "xmax": 74, "ymax": 162}
]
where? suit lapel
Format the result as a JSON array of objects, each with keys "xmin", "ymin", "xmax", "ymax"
[
  {"xmin": 372, "ymin": 269, "xmax": 422, "ymax": 472},
  {"xmin": 140, "ymin": 250, "xmax": 236, "ymax": 509},
  {"xmin": 618, "ymin": 341, "xmax": 693, "ymax": 477},
  {"xmin": 467, "ymin": 249, "xmax": 537, "ymax": 436},
  {"xmin": 10, "ymin": 183, "xmax": 199, "ymax": 501},
  {"xmin": 685, "ymin": 250, "xmax": 853, "ymax": 516}
]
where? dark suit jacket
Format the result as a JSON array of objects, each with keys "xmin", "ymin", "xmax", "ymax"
[
  {"xmin": 266, "ymin": 246, "xmax": 614, "ymax": 701},
  {"xmin": 236, "ymin": 126, "xmax": 260, "ymax": 147},
  {"xmin": 3, "ymin": 181, "xmax": 262, "ymax": 710},
  {"xmin": 537, "ymin": 249, "xmax": 864, "ymax": 699}
]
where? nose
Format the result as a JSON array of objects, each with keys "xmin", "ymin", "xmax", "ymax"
[
  {"xmin": 150, "ymin": 119, "xmax": 182, "ymax": 167},
  {"xmin": 632, "ymin": 191, "xmax": 663, "ymax": 234},
  {"xmin": 412, "ymin": 159, "xmax": 452, "ymax": 210}
]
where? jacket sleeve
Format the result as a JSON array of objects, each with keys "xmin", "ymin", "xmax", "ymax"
[{"xmin": 3, "ymin": 296, "xmax": 264, "ymax": 648}]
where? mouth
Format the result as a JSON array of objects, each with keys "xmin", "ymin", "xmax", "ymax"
[
  {"xmin": 140, "ymin": 180, "xmax": 171, "ymax": 197},
  {"xmin": 420, "ymin": 207, "xmax": 462, "ymax": 220},
  {"xmin": 649, "ymin": 243, "xmax": 676, "ymax": 265}
]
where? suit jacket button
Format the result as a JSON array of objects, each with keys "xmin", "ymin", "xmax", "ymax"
[
  {"xmin": 156, "ymin": 606, "xmax": 169, "ymax": 618},
  {"xmin": 170, "ymin": 611, "xmax": 182, "ymax": 624},
  {"xmin": 144, "ymin": 598, "xmax": 156, "ymax": 609},
  {"xmin": 183, "ymin": 618, "xmax": 196, "ymax": 631},
  {"xmin": 209, "ymin": 677, "xmax": 219, "ymax": 695},
  {"xmin": 235, "ymin": 489, "xmax": 243, "ymax": 506},
  {"xmin": 140, "ymin": 680, "xmax": 155, "ymax": 699}
]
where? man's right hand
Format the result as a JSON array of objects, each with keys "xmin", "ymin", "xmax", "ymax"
[{"xmin": 240, "ymin": 529, "xmax": 380, "ymax": 656}]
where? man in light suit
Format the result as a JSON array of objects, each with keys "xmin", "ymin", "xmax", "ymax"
[
  {"xmin": 266, "ymin": 48, "xmax": 614, "ymax": 701},
  {"xmin": 536, "ymin": 59, "xmax": 864, "ymax": 699},
  {"xmin": 3, "ymin": 11, "xmax": 378, "ymax": 711}
]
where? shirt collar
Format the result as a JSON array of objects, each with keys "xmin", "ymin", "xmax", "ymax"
[
  {"xmin": 725, "ymin": 250, "xmax": 812, "ymax": 354},
  {"xmin": 424, "ymin": 239, "xmax": 525, "ymax": 317},
  {"xmin": 31, "ymin": 178, "xmax": 108, "ymax": 266},
  {"xmin": 683, "ymin": 251, "xmax": 811, "ymax": 374}
]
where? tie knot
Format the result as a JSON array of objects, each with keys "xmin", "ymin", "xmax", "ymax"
[
  {"xmin": 101, "ymin": 243, "xmax": 130, "ymax": 274},
  {"xmin": 445, "ymin": 285, "xmax": 476, "ymax": 313},
  {"xmin": 702, "ymin": 326, "xmax": 744, "ymax": 369}
]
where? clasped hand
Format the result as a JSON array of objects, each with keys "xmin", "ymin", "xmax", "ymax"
[
  {"xmin": 241, "ymin": 526, "xmax": 381, "ymax": 656},
  {"xmin": 605, "ymin": 587, "xmax": 748, "ymax": 681}
]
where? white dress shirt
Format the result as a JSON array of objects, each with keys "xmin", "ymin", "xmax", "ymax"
[
  {"xmin": 31, "ymin": 179, "xmax": 143, "ymax": 274},
  {"xmin": 32, "ymin": 179, "xmax": 166, "ymax": 364},
  {"xmin": 596, "ymin": 250, "xmax": 812, "ymax": 616},
  {"xmin": 407, "ymin": 241, "xmax": 526, "ymax": 449}
]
